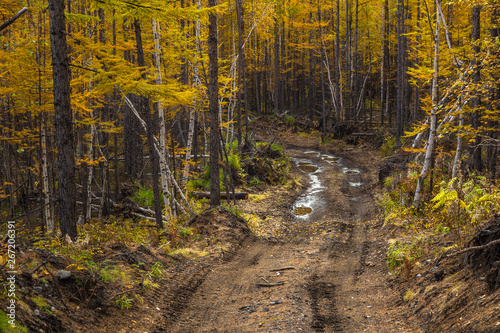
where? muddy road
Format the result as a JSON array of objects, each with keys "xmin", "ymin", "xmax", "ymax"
[{"xmin": 143, "ymin": 146, "xmax": 422, "ymax": 333}]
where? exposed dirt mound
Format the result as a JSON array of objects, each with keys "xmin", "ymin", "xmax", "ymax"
[
  {"xmin": 0, "ymin": 238, "xmax": 172, "ymax": 332},
  {"xmin": 242, "ymin": 141, "xmax": 291, "ymax": 185},
  {"xmin": 467, "ymin": 215, "xmax": 500, "ymax": 291},
  {"xmin": 188, "ymin": 207, "xmax": 252, "ymax": 244},
  {"xmin": 400, "ymin": 216, "xmax": 500, "ymax": 332},
  {"xmin": 378, "ymin": 151, "xmax": 410, "ymax": 184}
]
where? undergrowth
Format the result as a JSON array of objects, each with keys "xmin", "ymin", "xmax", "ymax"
[
  {"xmin": 186, "ymin": 139, "xmax": 291, "ymax": 193},
  {"xmin": 379, "ymin": 162, "xmax": 500, "ymax": 275},
  {"xmin": 0, "ymin": 310, "xmax": 28, "ymax": 332}
]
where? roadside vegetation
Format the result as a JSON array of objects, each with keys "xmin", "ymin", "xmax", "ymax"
[{"xmin": 378, "ymin": 133, "xmax": 500, "ymax": 277}]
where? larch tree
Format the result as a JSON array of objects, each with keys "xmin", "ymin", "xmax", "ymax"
[{"xmin": 48, "ymin": 0, "xmax": 77, "ymax": 240}]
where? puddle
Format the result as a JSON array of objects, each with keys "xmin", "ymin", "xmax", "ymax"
[
  {"xmin": 292, "ymin": 158, "xmax": 325, "ymax": 219},
  {"xmin": 322, "ymin": 156, "xmax": 341, "ymax": 163},
  {"xmin": 298, "ymin": 162, "xmax": 319, "ymax": 173},
  {"xmin": 304, "ymin": 151, "xmax": 320, "ymax": 157},
  {"xmin": 293, "ymin": 206, "xmax": 313, "ymax": 216},
  {"xmin": 342, "ymin": 168, "xmax": 363, "ymax": 187},
  {"xmin": 291, "ymin": 150, "xmax": 365, "ymax": 218}
]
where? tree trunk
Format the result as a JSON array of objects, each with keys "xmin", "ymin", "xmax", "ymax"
[
  {"xmin": 123, "ymin": 19, "xmax": 142, "ymax": 180},
  {"xmin": 134, "ymin": 19, "xmax": 163, "ymax": 229},
  {"xmin": 413, "ymin": 1, "xmax": 441, "ymax": 209},
  {"xmin": 451, "ymin": 103, "xmax": 463, "ymax": 187},
  {"xmin": 48, "ymin": 0, "xmax": 77, "ymax": 240},
  {"xmin": 381, "ymin": 0, "xmax": 390, "ymax": 126},
  {"xmin": 251, "ymin": 0, "xmax": 261, "ymax": 116},
  {"xmin": 345, "ymin": 0, "xmax": 351, "ymax": 121},
  {"xmin": 36, "ymin": 9, "xmax": 53, "ymax": 234},
  {"xmin": 274, "ymin": 5, "xmax": 280, "ymax": 114},
  {"xmin": 318, "ymin": 4, "xmax": 327, "ymax": 142},
  {"xmin": 336, "ymin": 0, "xmax": 341, "ymax": 121},
  {"xmin": 469, "ymin": 5, "xmax": 482, "ymax": 172},
  {"xmin": 396, "ymin": 0, "xmax": 409, "ymax": 138},
  {"xmin": 152, "ymin": 19, "xmax": 174, "ymax": 217},
  {"xmin": 208, "ymin": 0, "xmax": 220, "ymax": 206},
  {"xmin": 181, "ymin": 0, "xmax": 202, "ymax": 189},
  {"xmin": 309, "ymin": 12, "xmax": 315, "ymax": 120},
  {"xmin": 236, "ymin": 0, "xmax": 244, "ymax": 148},
  {"xmin": 40, "ymin": 116, "xmax": 53, "ymax": 233}
]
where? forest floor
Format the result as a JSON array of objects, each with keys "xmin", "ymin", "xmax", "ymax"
[{"xmin": 2, "ymin": 119, "xmax": 499, "ymax": 332}]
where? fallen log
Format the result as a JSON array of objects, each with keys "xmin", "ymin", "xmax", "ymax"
[
  {"xmin": 191, "ymin": 192, "xmax": 249, "ymax": 200},
  {"xmin": 352, "ymin": 133, "xmax": 376, "ymax": 137}
]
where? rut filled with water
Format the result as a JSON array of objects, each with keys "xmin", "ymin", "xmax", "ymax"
[{"xmin": 291, "ymin": 150, "xmax": 365, "ymax": 219}]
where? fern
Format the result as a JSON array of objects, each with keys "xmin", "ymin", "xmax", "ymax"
[
  {"xmin": 430, "ymin": 176, "xmax": 500, "ymax": 227},
  {"xmin": 431, "ymin": 188, "xmax": 458, "ymax": 211}
]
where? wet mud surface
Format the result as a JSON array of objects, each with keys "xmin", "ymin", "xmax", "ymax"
[{"xmin": 98, "ymin": 141, "xmax": 421, "ymax": 333}]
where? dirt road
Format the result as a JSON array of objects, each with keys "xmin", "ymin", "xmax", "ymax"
[{"xmin": 146, "ymin": 146, "xmax": 422, "ymax": 332}]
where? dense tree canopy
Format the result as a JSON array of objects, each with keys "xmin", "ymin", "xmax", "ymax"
[{"xmin": 1, "ymin": 0, "xmax": 499, "ymax": 235}]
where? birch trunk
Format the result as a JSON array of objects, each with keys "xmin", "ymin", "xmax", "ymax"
[
  {"xmin": 36, "ymin": 8, "xmax": 53, "ymax": 233},
  {"xmin": 451, "ymin": 105, "xmax": 464, "ymax": 188},
  {"xmin": 41, "ymin": 120, "xmax": 53, "ymax": 233},
  {"xmin": 182, "ymin": 0, "xmax": 201, "ymax": 187},
  {"xmin": 413, "ymin": 1, "xmax": 441, "ymax": 209},
  {"xmin": 120, "ymin": 92, "xmax": 193, "ymax": 215},
  {"xmin": 152, "ymin": 19, "xmax": 174, "ymax": 216},
  {"xmin": 85, "ymin": 122, "xmax": 95, "ymax": 221}
]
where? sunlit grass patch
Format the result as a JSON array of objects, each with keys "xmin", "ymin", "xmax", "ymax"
[
  {"xmin": 169, "ymin": 247, "xmax": 209, "ymax": 260},
  {"xmin": 250, "ymin": 193, "xmax": 269, "ymax": 203}
]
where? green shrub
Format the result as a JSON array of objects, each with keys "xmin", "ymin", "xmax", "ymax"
[
  {"xmin": 226, "ymin": 140, "xmax": 239, "ymax": 154},
  {"xmin": 179, "ymin": 227, "xmax": 194, "ymax": 239},
  {"xmin": 148, "ymin": 262, "xmax": 164, "ymax": 280},
  {"xmin": 114, "ymin": 295, "xmax": 134, "ymax": 310},
  {"xmin": 0, "ymin": 310, "xmax": 28, "ymax": 332},
  {"xmin": 283, "ymin": 114, "xmax": 296, "ymax": 125},
  {"xmin": 228, "ymin": 153, "xmax": 241, "ymax": 171},
  {"xmin": 222, "ymin": 202, "xmax": 242, "ymax": 217},
  {"xmin": 249, "ymin": 177, "xmax": 263, "ymax": 186},
  {"xmin": 381, "ymin": 134, "xmax": 398, "ymax": 157},
  {"xmin": 131, "ymin": 186, "xmax": 164, "ymax": 208},
  {"xmin": 386, "ymin": 235, "xmax": 427, "ymax": 270}
]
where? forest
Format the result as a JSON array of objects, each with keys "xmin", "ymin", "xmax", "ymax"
[
  {"xmin": 0, "ymin": 0, "xmax": 499, "ymax": 236},
  {"xmin": 0, "ymin": 0, "xmax": 500, "ymax": 332}
]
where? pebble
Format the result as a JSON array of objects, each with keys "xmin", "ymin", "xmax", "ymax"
[{"xmin": 56, "ymin": 270, "xmax": 72, "ymax": 280}]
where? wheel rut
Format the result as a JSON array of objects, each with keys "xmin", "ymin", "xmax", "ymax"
[{"xmin": 149, "ymin": 146, "xmax": 422, "ymax": 333}]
